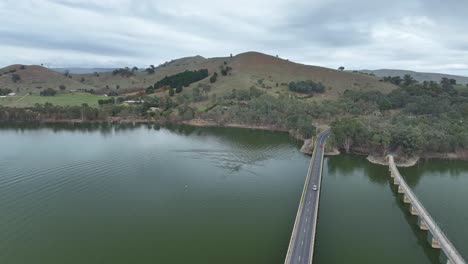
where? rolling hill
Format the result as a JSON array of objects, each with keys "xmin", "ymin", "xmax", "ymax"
[
  {"xmin": 78, "ymin": 52, "xmax": 396, "ymax": 99},
  {"xmin": 0, "ymin": 52, "xmax": 397, "ymax": 99},
  {"xmin": 358, "ymin": 69, "xmax": 468, "ymax": 84},
  {"xmin": 0, "ymin": 65, "xmax": 97, "ymax": 94}
]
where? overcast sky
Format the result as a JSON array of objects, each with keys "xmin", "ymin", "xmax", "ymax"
[{"xmin": 1, "ymin": 0, "xmax": 467, "ymax": 75}]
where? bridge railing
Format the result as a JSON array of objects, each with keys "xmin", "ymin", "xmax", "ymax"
[{"xmin": 388, "ymin": 155, "xmax": 465, "ymax": 264}]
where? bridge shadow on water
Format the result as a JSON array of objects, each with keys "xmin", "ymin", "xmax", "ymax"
[{"xmin": 387, "ymin": 179, "xmax": 440, "ymax": 264}]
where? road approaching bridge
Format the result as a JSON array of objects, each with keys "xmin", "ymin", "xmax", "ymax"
[
  {"xmin": 389, "ymin": 155, "xmax": 465, "ymax": 264},
  {"xmin": 284, "ymin": 129, "xmax": 330, "ymax": 264}
]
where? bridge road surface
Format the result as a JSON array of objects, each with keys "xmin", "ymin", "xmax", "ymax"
[{"xmin": 285, "ymin": 130, "xmax": 331, "ymax": 264}]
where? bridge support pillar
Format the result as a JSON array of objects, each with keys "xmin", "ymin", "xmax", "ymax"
[
  {"xmin": 390, "ymin": 170, "xmax": 394, "ymax": 178},
  {"xmin": 410, "ymin": 205, "xmax": 418, "ymax": 215},
  {"xmin": 427, "ymin": 232, "xmax": 441, "ymax": 249},
  {"xmin": 418, "ymin": 218, "xmax": 429, "ymax": 231},
  {"xmin": 398, "ymin": 185, "xmax": 405, "ymax": 194},
  {"xmin": 393, "ymin": 177, "xmax": 400, "ymax": 185},
  {"xmin": 403, "ymin": 194, "xmax": 411, "ymax": 204}
]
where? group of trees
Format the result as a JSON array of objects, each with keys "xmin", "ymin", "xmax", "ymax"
[
  {"xmin": 145, "ymin": 65, "xmax": 156, "ymax": 74},
  {"xmin": 0, "ymin": 88, "xmax": 12, "ymax": 96},
  {"xmin": 112, "ymin": 68, "xmax": 135, "ymax": 77},
  {"xmin": 0, "ymin": 103, "xmax": 100, "ymax": 122},
  {"xmin": 288, "ymin": 80, "xmax": 326, "ymax": 94},
  {"xmin": 146, "ymin": 69, "xmax": 209, "ymax": 94},
  {"xmin": 331, "ymin": 75, "xmax": 468, "ymax": 155},
  {"xmin": 40, "ymin": 88, "xmax": 57, "ymax": 96},
  {"xmin": 220, "ymin": 62, "xmax": 232, "ymax": 76}
]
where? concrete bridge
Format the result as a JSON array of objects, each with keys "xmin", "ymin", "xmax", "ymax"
[
  {"xmin": 388, "ymin": 155, "xmax": 466, "ymax": 264},
  {"xmin": 284, "ymin": 130, "xmax": 330, "ymax": 264}
]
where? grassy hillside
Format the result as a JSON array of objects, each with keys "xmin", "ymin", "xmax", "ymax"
[
  {"xmin": 358, "ymin": 69, "xmax": 468, "ymax": 85},
  {"xmin": 0, "ymin": 93, "xmax": 107, "ymax": 107},
  {"xmin": 0, "ymin": 65, "xmax": 96, "ymax": 95},
  {"xmin": 77, "ymin": 52, "xmax": 395, "ymax": 99},
  {"xmin": 0, "ymin": 52, "xmax": 397, "ymax": 106}
]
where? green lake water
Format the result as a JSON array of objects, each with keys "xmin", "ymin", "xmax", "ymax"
[{"xmin": 0, "ymin": 124, "xmax": 466, "ymax": 263}]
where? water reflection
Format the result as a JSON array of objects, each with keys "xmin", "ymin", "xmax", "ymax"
[
  {"xmin": 326, "ymin": 154, "xmax": 388, "ymax": 185},
  {"xmin": 388, "ymin": 180, "xmax": 439, "ymax": 263}
]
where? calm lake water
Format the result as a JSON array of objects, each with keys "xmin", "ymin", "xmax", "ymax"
[{"xmin": 0, "ymin": 124, "xmax": 466, "ymax": 263}]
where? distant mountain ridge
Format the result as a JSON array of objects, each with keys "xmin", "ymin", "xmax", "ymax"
[
  {"xmin": 359, "ymin": 69, "xmax": 468, "ymax": 84},
  {"xmin": 51, "ymin": 68, "xmax": 118, "ymax": 74}
]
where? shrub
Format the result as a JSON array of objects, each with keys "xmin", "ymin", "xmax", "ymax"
[
  {"xmin": 40, "ymin": 88, "xmax": 57, "ymax": 96},
  {"xmin": 288, "ymin": 80, "xmax": 325, "ymax": 94},
  {"xmin": 11, "ymin": 74, "xmax": 21, "ymax": 83},
  {"xmin": 210, "ymin": 72, "xmax": 218, "ymax": 83},
  {"xmin": 0, "ymin": 88, "xmax": 13, "ymax": 96}
]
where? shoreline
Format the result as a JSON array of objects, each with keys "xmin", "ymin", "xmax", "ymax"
[
  {"xmin": 2, "ymin": 118, "xmax": 467, "ymax": 163},
  {"xmin": 366, "ymin": 155, "xmax": 419, "ymax": 167}
]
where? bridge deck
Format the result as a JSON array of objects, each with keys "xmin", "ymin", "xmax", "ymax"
[
  {"xmin": 284, "ymin": 130, "xmax": 330, "ymax": 264},
  {"xmin": 389, "ymin": 155, "xmax": 465, "ymax": 264}
]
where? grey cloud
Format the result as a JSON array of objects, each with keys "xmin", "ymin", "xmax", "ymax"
[{"xmin": 0, "ymin": 0, "xmax": 467, "ymax": 75}]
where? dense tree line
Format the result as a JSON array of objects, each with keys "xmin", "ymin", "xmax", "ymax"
[
  {"xmin": 146, "ymin": 69, "xmax": 209, "ymax": 94},
  {"xmin": 200, "ymin": 88, "xmax": 317, "ymax": 138},
  {"xmin": 288, "ymin": 80, "xmax": 325, "ymax": 94},
  {"xmin": 0, "ymin": 103, "xmax": 100, "ymax": 122}
]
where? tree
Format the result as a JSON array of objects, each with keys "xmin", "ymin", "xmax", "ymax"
[
  {"xmin": 64, "ymin": 70, "xmax": 70, "ymax": 77},
  {"xmin": 146, "ymin": 68, "xmax": 155, "ymax": 74},
  {"xmin": 20, "ymin": 65, "xmax": 26, "ymax": 70},
  {"xmin": 402, "ymin": 74, "xmax": 416, "ymax": 86},
  {"xmin": 80, "ymin": 77, "xmax": 85, "ymax": 83},
  {"xmin": 169, "ymin": 87, "xmax": 175, "ymax": 96},
  {"xmin": 210, "ymin": 72, "xmax": 218, "ymax": 83},
  {"xmin": 331, "ymin": 118, "xmax": 366, "ymax": 153},
  {"xmin": 338, "ymin": 66, "xmax": 345, "ymax": 71},
  {"xmin": 175, "ymin": 86, "xmax": 183, "ymax": 93},
  {"xmin": 11, "ymin": 74, "xmax": 21, "ymax": 83},
  {"xmin": 132, "ymin": 66, "xmax": 139, "ymax": 72},
  {"xmin": 59, "ymin": 85, "xmax": 66, "ymax": 91},
  {"xmin": 441, "ymin": 77, "xmax": 456, "ymax": 89}
]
